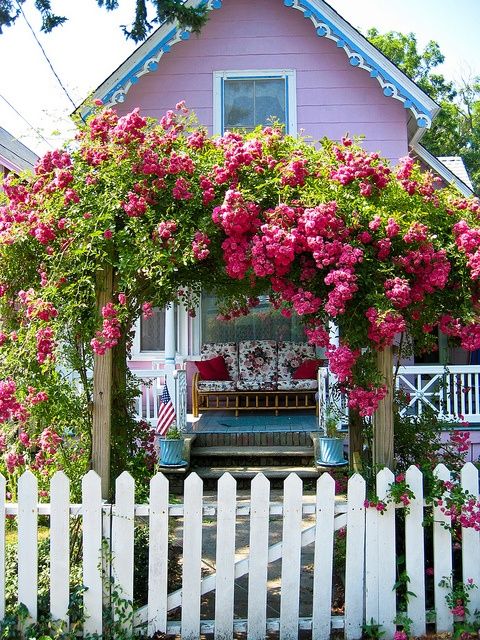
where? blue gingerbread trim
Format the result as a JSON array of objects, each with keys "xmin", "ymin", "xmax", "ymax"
[{"xmin": 90, "ymin": 0, "xmax": 434, "ymax": 129}]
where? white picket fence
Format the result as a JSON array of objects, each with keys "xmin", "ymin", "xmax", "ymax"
[{"xmin": 3, "ymin": 465, "xmax": 480, "ymax": 639}]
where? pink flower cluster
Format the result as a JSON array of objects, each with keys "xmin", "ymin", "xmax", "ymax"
[
  {"xmin": 192, "ymin": 231, "xmax": 211, "ymax": 261},
  {"xmin": 326, "ymin": 344, "xmax": 359, "ymax": 382},
  {"xmin": 450, "ymin": 430, "xmax": 470, "ymax": 454},
  {"xmin": 36, "ymin": 326, "xmax": 56, "ymax": 364},
  {"xmin": 324, "ymin": 268, "xmax": 358, "ymax": 316},
  {"xmin": 281, "ymin": 157, "xmax": 308, "ymax": 187},
  {"xmin": 251, "ymin": 224, "xmax": 296, "ymax": 277},
  {"xmin": 18, "ymin": 289, "xmax": 58, "ymax": 322},
  {"xmin": 330, "ymin": 146, "xmax": 391, "ymax": 190},
  {"xmin": 384, "ymin": 277, "xmax": 411, "ymax": 308},
  {"xmin": 142, "ymin": 302, "xmax": 154, "ymax": 319},
  {"xmin": 156, "ymin": 220, "xmax": 177, "ymax": 243},
  {"xmin": 122, "ymin": 191, "xmax": 148, "ymax": 217},
  {"xmin": 90, "ymin": 302, "xmax": 121, "ymax": 355},
  {"xmin": 112, "ymin": 108, "xmax": 147, "ymax": 144},
  {"xmin": 453, "ymin": 220, "xmax": 480, "ymax": 279},
  {"xmin": 348, "ymin": 384, "xmax": 388, "ymax": 417},
  {"xmin": 366, "ymin": 307, "xmax": 406, "ymax": 347},
  {"xmin": 0, "ymin": 379, "xmax": 27, "ymax": 423},
  {"xmin": 396, "ymin": 245, "xmax": 451, "ymax": 301}
]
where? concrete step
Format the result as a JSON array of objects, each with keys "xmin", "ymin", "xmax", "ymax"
[
  {"xmin": 191, "ymin": 445, "xmax": 313, "ymax": 458},
  {"xmin": 192, "ymin": 465, "xmax": 319, "ymax": 480}
]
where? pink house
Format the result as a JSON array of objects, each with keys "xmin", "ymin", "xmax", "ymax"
[{"xmin": 79, "ymin": 0, "xmax": 479, "ymax": 457}]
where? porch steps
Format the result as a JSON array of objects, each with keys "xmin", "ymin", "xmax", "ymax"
[
  {"xmin": 188, "ymin": 431, "xmax": 318, "ymax": 486},
  {"xmin": 190, "ymin": 445, "xmax": 313, "ymax": 457}
]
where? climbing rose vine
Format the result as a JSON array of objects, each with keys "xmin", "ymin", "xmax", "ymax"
[{"xmin": 0, "ymin": 103, "xmax": 479, "ymax": 490}]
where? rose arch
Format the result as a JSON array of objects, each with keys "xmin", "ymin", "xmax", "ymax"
[{"xmin": 0, "ymin": 103, "xmax": 479, "ymax": 497}]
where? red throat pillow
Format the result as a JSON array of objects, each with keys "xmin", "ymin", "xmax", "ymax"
[
  {"xmin": 293, "ymin": 358, "xmax": 324, "ymax": 379},
  {"xmin": 196, "ymin": 355, "xmax": 231, "ymax": 381}
]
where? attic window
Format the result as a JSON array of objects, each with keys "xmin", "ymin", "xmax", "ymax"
[{"xmin": 213, "ymin": 70, "xmax": 297, "ymax": 135}]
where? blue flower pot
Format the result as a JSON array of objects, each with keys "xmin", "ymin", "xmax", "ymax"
[
  {"xmin": 159, "ymin": 438, "xmax": 184, "ymax": 465},
  {"xmin": 318, "ymin": 437, "xmax": 345, "ymax": 465}
]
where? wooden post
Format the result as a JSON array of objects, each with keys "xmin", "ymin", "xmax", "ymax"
[
  {"xmin": 348, "ymin": 409, "xmax": 364, "ymax": 472},
  {"xmin": 92, "ymin": 264, "xmax": 113, "ymax": 500},
  {"xmin": 373, "ymin": 346, "xmax": 394, "ymax": 469}
]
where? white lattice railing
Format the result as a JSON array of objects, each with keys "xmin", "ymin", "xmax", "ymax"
[
  {"xmin": 395, "ymin": 365, "xmax": 480, "ymax": 422},
  {"xmin": 132, "ymin": 368, "xmax": 188, "ymax": 432}
]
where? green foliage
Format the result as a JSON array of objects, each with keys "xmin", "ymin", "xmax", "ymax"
[
  {"xmin": 362, "ymin": 618, "xmax": 385, "ymax": 640},
  {"xmin": 393, "ymin": 556, "xmax": 416, "ymax": 611},
  {"xmin": 0, "ymin": 0, "xmax": 207, "ymax": 42},
  {"xmin": 393, "ymin": 403, "xmax": 445, "ymax": 471},
  {"xmin": 367, "ymin": 27, "xmax": 479, "ymax": 192}
]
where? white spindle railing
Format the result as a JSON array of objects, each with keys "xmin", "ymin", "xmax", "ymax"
[
  {"xmin": 132, "ymin": 368, "xmax": 188, "ymax": 431},
  {"xmin": 395, "ymin": 365, "xmax": 480, "ymax": 422}
]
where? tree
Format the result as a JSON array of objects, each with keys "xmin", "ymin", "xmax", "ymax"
[
  {"xmin": 0, "ymin": 104, "xmax": 479, "ymax": 496},
  {"xmin": 367, "ymin": 28, "xmax": 480, "ymax": 192},
  {"xmin": 0, "ymin": 0, "xmax": 207, "ymax": 42}
]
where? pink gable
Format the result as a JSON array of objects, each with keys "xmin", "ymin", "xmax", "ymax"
[{"xmin": 116, "ymin": 0, "xmax": 408, "ymax": 163}]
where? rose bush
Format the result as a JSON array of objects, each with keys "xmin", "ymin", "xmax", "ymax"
[{"xmin": 0, "ymin": 102, "xmax": 479, "ymax": 490}]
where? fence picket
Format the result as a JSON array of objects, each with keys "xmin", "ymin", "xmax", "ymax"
[
  {"xmin": 312, "ymin": 473, "xmax": 335, "ymax": 640},
  {"xmin": 147, "ymin": 473, "xmax": 169, "ymax": 635},
  {"xmin": 18, "ymin": 471, "xmax": 38, "ymax": 623},
  {"xmin": 376, "ymin": 469, "xmax": 396, "ymax": 637},
  {"xmin": 433, "ymin": 464, "xmax": 453, "ymax": 633},
  {"xmin": 364, "ymin": 498, "xmax": 378, "ymax": 625},
  {"xmin": 344, "ymin": 474, "xmax": 366, "ymax": 640},
  {"xmin": 247, "ymin": 473, "xmax": 270, "ymax": 640},
  {"xmin": 214, "ymin": 473, "xmax": 237, "ymax": 640},
  {"xmin": 82, "ymin": 470, "xmax": 103, "ymax": 636},
  {"xmin": 280, "ymin": 473, "xmax": 303, "ymax": 640},
  {"xmin": 112, "ymin": 472, "xmax": 135, "ymax": 631},
  {"xmin": 181, "ymin": 472, "xmax": 203, "ymax": 640},
  {"xmin": 50, "ymin": 472, "xmax": 70, "ymax": 625},
  {"xmin": 0, "ymin": 474, "xmax": 5, "ymax": 620},
  {"xmin": 461, "ymin": 463, "xmax": 480, "ymax": 620},
  {"xmin": 405, "ymin": 465, "xmax": 426, "ymax": 636}
]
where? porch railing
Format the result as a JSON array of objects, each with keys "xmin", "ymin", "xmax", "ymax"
[
  {"xmin": 395, "ymin": 365, "xmax": 480, "ymax": 423},
  {"xmin": 132, "ymin": 368, "xmax": 187, "ymax": 431}
]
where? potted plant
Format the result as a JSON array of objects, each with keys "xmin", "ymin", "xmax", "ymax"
[
  {"xmin": 317, "ymin": 407, "xmax": 347, "ymax": 465},
  {"xmin": 158, "ymin": 422, "xmax": 186, "ymax": 466}
]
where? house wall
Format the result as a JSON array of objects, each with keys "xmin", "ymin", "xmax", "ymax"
[{"xmin": 116, "ymin": 0, "xmax": 408, "ymax": 164}]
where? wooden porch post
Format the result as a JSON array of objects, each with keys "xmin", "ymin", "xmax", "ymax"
[
  {"xmin": 373, "ymin": 346, "xmax": 394, "ymax": 469},
  {"xmin": 92, "ymin": 264, "xmax": 113, "ymax": 500}
]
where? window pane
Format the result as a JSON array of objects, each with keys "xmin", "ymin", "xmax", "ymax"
[
  {"xmin": 141, "ymin": 307, "xmax": 166, "ymax": 351},
  {"xmin": 224, "ymin": 80, "xmax": 255, "ymax": 129},
  {"xmin": 201, "ymin": 294, "xmax": 305, "ymax": 343},
  {"xmin": 254, "ymin": 79, "xmax": 285, "ymax": 126}
]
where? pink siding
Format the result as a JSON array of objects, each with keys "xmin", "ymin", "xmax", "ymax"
[{"xmin": 117, "ymin": 0, "xmax": 408, "ymax": 163}]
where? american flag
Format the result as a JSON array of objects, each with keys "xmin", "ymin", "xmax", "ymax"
[{"xmin": 156, "ymin": 384, "xmax": 176, "ymax": 436}]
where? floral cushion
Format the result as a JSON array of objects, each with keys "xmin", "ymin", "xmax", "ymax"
[
  {"xmin": 238, "ymin": 340, "xmax": 277, "ymax": 386},
  {"xmin": 277, "ymin": 341, "xmax": 317, "ymax": 383},
  {"xmin": 197, "ymin": 380, "xmax": 237, "ymax": 392},
  {"xmin": 277, "ymin": 379, "xmax": 318, "ymax": 391},
  {"xmin": 236, "ymin": 379, "xmax": 278, "ymax": 391},
  {"xmin": 200, "ymin": 342, "xmax": 238, "ymax": 380}
]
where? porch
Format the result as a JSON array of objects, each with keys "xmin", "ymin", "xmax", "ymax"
[{"xmin": 131, "ymin": 364, "xmax": 480, "ymax": 474}]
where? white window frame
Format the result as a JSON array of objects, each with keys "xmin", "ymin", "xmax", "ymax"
[
  {"xmin": 130, "ymin": 306, "xmax": 186, "ymax": 363},
  {"xmin": 213, "ymin": 69, "xmax": 297, "ymax": 136}
]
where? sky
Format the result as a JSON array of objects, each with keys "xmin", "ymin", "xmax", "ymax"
[{"xmin": 0, "ymin": 0, "xmax": 479, "ymax": 158}]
